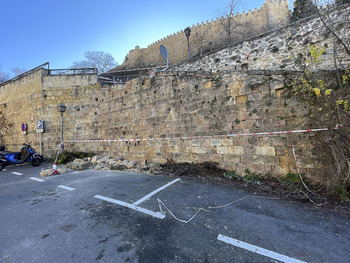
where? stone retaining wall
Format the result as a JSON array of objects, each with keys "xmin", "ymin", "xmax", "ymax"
[{"xmin": 0, "ymin": 68, "xmax": 336, "ymax": 181}]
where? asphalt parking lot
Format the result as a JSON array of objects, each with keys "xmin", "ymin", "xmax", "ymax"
[{"xmin": 1, "ymin": 164, "xmax": 349, "ymax": 263}]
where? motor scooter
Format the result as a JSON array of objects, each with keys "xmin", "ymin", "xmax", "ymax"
[{"xmin": 0, "ymin": 143, "xmax": 43, "ymax": 171}]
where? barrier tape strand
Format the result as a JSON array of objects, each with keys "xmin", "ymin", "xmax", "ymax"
[{"xmin": 64, "ymin": 124, "xmax": 343, "ymax": 143}]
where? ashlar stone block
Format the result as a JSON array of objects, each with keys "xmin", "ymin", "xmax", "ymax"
[
  {"xmin": 256, "ymin": 146, "xmax": 276, "ymax": 156},
  {"xmin": 210, "ymin": 139, "xmax": 222, "ymax": 147},
  {"xmin": 250, "ymin": 155, "xmax": 279, "ymax": 165},
  {"xmin": 236, "ymin": 95, "xmax": 248, "ymax": 104},
  {"xmin": 217, "ymin": 146, "xmax": 229, "ymax": 154},
  {"xmin": 229, "ymin": 146, "xmax": 244, "ymax": 155},
  {"xmin": 222, "ymin": 139, "xmax": 233, "ymax": 147}
]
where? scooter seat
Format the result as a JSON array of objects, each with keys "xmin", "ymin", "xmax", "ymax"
[
  {"xmin": 0, "ymin": 151, "xmax": 21, "ymax": 159},
  {"xmin": 0, "ymin": 152, "xmax": 11, "ymax": 159}
]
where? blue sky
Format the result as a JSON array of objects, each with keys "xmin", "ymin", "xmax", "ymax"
[{"xmin": 0, "ymin": 0, "xmax": 293, "ymax": 75}]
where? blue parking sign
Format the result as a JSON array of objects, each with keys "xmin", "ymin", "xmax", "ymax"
[{"xmin": 36, "ymin": 120, "xmax": 44, "ymax": 133}]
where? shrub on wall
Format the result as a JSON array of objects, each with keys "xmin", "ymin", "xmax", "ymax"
[{"xmin": 289, "ymin": 44, "xmax": 350, "ymax": 190}]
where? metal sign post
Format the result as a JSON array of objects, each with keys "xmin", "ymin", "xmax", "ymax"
[
  {"xmin": 21, "ymin": 123, "xmax": 27, "ymax": 142},
  {"xmin": 36, "ymin": 120, "xmax": 44, "ymax": 154}
]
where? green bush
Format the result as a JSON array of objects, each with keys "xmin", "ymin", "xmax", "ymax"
[
  {"xmin": 55, "ymin": 151, "xmax": 95, "ymax": 164},
  {"xmin": 334, "ymin": 186, "xmax": 350, "ymax": 202},
  {"xmin": 244, "ymin": 169, "xmax": 264, "ymax": 185},
  {"xmin": 279, "ymin": 173, "xmax": 310, "ymax": 190},
  {"xmin": 224, "ymin": 170, "xmax": 263, "ymax": 185},
  {"xmin": 223, "ymin": 171, "xmax": 243, "ymax": 180}
]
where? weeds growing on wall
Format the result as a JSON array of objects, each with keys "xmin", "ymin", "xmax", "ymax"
[
  {"xmin": 55, "ymin": 151, "xmax": 95, "ymax": 164},
  {"xmin": 0, "ymin": 108, "xmax": 12, "ymax": 145},
  {"xmin": 289, "ymin": 43, "xmax": 350, "ymax": 191}
]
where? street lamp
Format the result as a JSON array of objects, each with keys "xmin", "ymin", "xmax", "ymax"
[
  {"xmin": 184, "ymin": 27, "xmax": 191, "ymax": 60},
  {"xmin": 57, "ymin": 103, "xmax": 66, "ymax": 150}
]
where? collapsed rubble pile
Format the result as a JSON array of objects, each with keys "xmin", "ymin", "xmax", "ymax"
[{"xmin": 65, "ymin": 155, "xmax": 160, "ymax": 173}]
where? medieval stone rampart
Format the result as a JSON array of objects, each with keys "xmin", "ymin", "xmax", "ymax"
[
  {"xmin": 173, "ymin": 5, "xmax": 350, "ymax": 72},
  {"xmin": 120, "ymin": 0, "xmax": 290, "ymax": 69}
]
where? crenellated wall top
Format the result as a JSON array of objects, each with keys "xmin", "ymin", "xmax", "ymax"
[{"xmin": 146, "ymin": 0, "xmax": 288, "ymax": 49}]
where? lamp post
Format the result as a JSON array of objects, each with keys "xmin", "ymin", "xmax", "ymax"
[
  {"xmin": 57, "ymin": 103, "xmax": 66, "ymax": 150},
  {"xmin": 184, "ymin": 27, "xmax": 191, "ymax": 60}
]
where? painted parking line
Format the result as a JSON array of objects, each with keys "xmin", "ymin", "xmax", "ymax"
[
  {"xmin": 94, "ymin": 194, "xmax": 165, "ymax": 219},
  {"xmin": 58, "ymin": 185, "xmax": 76, "ymax": 191},
  {"xmin": 217, "ymin": 234, "xmax": 307, "ymax": 263},
  {"xmin": 133, "ymin": 178, "xmax": 181, "ymax": 206},
  {"xmin": 29, "ymin": 177, "xmax": 45, "ymax": 182},
  {"xmin": 12, "ymin": 172, "xmax": 23, "ymax": 175}
]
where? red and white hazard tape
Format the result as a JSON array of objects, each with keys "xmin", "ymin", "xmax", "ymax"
[{"xmin": 64, "ymin": 124, "xmax": 343, "ymax": 143}]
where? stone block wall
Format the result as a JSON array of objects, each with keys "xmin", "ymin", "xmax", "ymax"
[
  {"xmin": 85, "ymin": 71, "xmax": 316, "ymax": 178},
  {"xmin": 0, "ymin": 69, "xmax": 98, "ymax": 156},
  {"xmin": 0, "ymin": 68, "xmax": 332, "ymax": 181},
  {"xmin": 69, "ymin": 71, "xmax": 318, "ymax": 178}
]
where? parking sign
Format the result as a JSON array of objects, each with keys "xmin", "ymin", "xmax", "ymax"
[{"xmin": 36, "ymin": 120, "xmax": 44, "ymax": 133}]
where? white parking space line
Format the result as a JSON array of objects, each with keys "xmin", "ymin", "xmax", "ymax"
[
  {"xmin": 29, "ymin": 177, "xmax": 45, "ymax": 182},
  {"xmin": 12, "ymin": 172, "xmax": 23, "ymax": 175},
  {"xmin": 94, "ymin": 195, "xmax": 165, "ymax": 219},
  {"xmin": 217, "ymin": 234, "xmax": 307, "ymax": 263},
  {"xmin": 58, "ymin": 185, "xmax": 75, "ymax": 191},
  {"xmin": 133, "ymin": 178, "xmax": 181, "ymax": 206}
]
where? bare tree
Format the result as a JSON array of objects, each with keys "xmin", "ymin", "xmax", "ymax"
[
  {"xmin": 314, "ymin": 0, "xmax": 350, "ymax": 56},
  {"xmin": 71, "ymin": 51, "xmax": 118, "ymax": 73},
  {"xmin": 292, "ymin": 0, "xmax": 318, "ymax": 22},
  {"xmin": 218, "ymin": 0, "xmax": 250, "ymax": 44},
  {"xmin": 193, "ymin": 30, "xmax": 208, "ymax": 57},
  {"xmin": 288, "ymin": 1, "xmax": 350, "ymax": 190},
  {"xmin": 11, "ymin": 67, "xmax": 27, "ymax": 77},
  {"xmin": 0, "ymin": 67, "xmax": 10, "ymax": 83},
  {"xmin": 312, "ymin": 0, "xmax": 350, "ymax": 90}
]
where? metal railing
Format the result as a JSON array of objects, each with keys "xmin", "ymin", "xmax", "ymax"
[
  {"xmin": 0, "ymin": 63, "xmax": 99, "ymax": 87},
  {"xmin": 99, "ymin": 66, "xmax": 167, "ymax": 85},
  {"xmin": 48, "ymin": 68, "xmax": 97, "ymax": 75},
  {"xmin": 0, "ymin": 62, "xmax": 49, "ymax": 86}
]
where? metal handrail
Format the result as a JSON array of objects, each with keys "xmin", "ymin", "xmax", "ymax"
[
  {"xmin": 0, "ymin": 62, "xmax": 49, "ymax": 86},
  {"xmin": 48, "ymin": 68, "xmax": 97, "ymax": 75}
]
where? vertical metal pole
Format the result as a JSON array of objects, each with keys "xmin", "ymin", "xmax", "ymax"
[
  {"xmin": 187, "ymin": 36, "xmax": 190, "ymax": 60},
  {"xmin": 166, "ymin": 47, "xmax": 169, "ymax": 67},
  {"xmin": 61, "ymin": 113, "xmax": 63, "ymax": 144},
  {"xmin": 40, "ymin": 132, "xmax": 42, "ymax": 155}
]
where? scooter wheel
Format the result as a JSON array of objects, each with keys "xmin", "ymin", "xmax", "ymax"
[
  {"xmin": 36, "ymin": 155, "xmax": 44, "ymax": 163},
  {"xmin": 31, "ymin": 158, "xmax": 41, "ymax": 167},
  {"xmin": 0, "ymin": 163, "xmax": 5, "ymax": 171}
]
